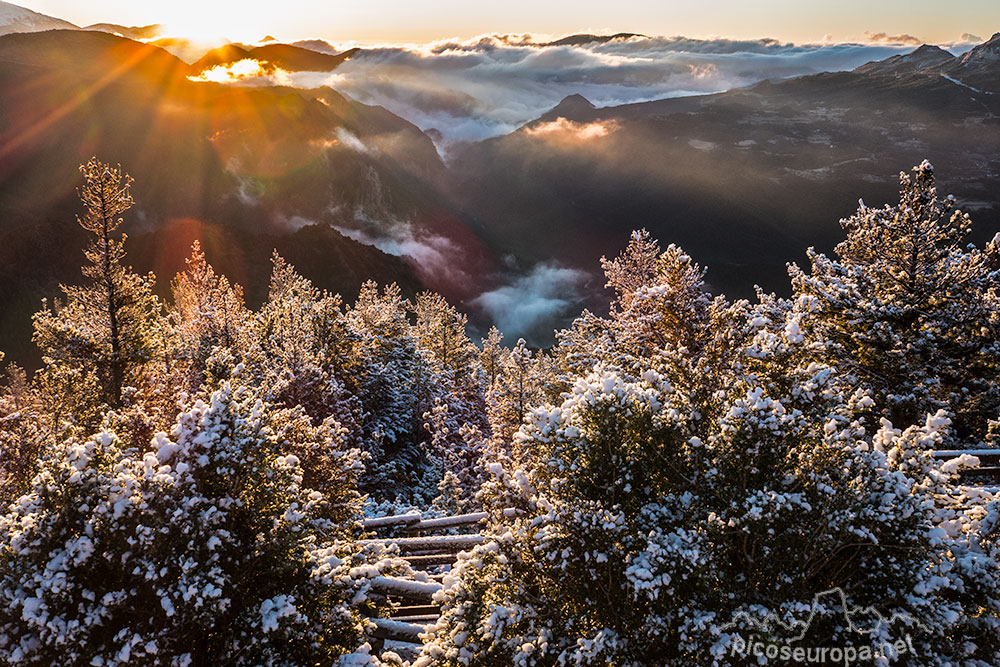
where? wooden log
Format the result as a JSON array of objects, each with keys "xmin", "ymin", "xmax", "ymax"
[
  {"xmin": 366, "ymin": 508, "xmax": 521, "ymax": 535},
  {"xmin": 931, "ymin": 450, "xmax": 1000, "ymax": 484},
  {"xmin": 933, "ymin": 450, "xmax": 1000, "ymax": 467},
  {"xmin": 391, "ymin": 604, "xmax": 441, "ymax": 617},
  {"xmin": 410, "ymin": 511, "xmax": 488, "ymax": 532},
  {"xmin": 369, "ymin": 576, "xmax": 443, "ymax": 600},
  {"xmin": 933, "ymin": 449, "xmax": 1000, "ymax": 460},
  {"xmin": 401, "ymin": 553, "xmax": 458, "ymax": 567},
  {"xmin": 370, "ymin": 617, "xmax": 430, "ymax": 643},
  {"xmin": 359, "ymin": 534, "xmax": 487, "ymax": 553},
  {"xmin": 391, "ymin": 615, "xmax": 440, "ymax": 624},
  {"xmin": 362, "ymin": 512, "xmax": 421, "ymax": 530}
]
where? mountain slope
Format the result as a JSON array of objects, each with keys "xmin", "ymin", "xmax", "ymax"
[
  {"xmin": 853, "ymin": 44, "xmax": 955, "ymax": 76},
  {"xmin": 940, "ymin": 32, "xmax": 1000, "ymax": 92},
  {"xmin": 190, "ymin": 43, "xmax": 253, "ymax": 71},
  {"xmin": 0, "ymin": 1, "xmax": 77, "ymax": 36},
  {"xmin": 248, "ymin": 44, "xmax": 358, "ymax": 71},
  {"xmin": 543, "ymin": 33, "xmax": 643, "ymax": 47},
  {"xmin": 84, "ymin": 23, "xmax": 165, "ymax": 40}
]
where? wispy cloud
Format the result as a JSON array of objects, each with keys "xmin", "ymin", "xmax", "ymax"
[{"xmin": 863, "ymin": 31, "xmax": 922, "ymax": 45}]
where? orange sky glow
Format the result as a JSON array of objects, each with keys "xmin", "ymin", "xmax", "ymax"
[{"xmin": 16, "ymin": 0, "xmax": 1000, "ymax": 46}]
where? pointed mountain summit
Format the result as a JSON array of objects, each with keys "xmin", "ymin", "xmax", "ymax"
[
  {"xmin": 959, "ymin": 31, "xmax": 1000, "ymax": 65},
  {"xmin": 548, "ymin": 93, "xmax": 596, "ymax": 117},
  {"xmin": 191, "ymin": 43, "xmax": 254, "ymax": 71},
  {"xmin": 523, "ymin": 93, "xmax": 598, "ymax": 127}
]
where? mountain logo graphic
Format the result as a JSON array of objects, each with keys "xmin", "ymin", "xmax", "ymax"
[{"xmin": 719, "ymin": 588, "xmax": 930, "ymax": 642}]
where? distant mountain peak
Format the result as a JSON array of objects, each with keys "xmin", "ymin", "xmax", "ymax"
[
  {"xmin": 854, "ymin": 43, "xmax": 954, "ymax": 76},
  {"xmin": 544, "ymin": 33, "xmax": 644, "ymax": 47},
  {"xmin": 549, "ymin": 93, "xmax": 595, "ymax": 114},
  {"xmin": 0, "ymin": 1, "xmax": 77, "ymax": 36},
  {"xmin": 191, "ymin": 43, "xmax": 254, "ymax": 71},
  {"xmin": 961, "ymin": 32, "xmax": 1000, "ymax": 64},
  {"xmin": 910, "ymin": 44, "xmax": 949, "ymax": 55}
]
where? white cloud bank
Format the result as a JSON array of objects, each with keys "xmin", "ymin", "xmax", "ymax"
[{"xmin": 268, "ymin": 33, "xmax": 980, "ymax": 147}]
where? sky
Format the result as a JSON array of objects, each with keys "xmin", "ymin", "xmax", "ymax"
[{"xmin": 17, "ymin": 0, "xmax": 1000, "ymax": 45}]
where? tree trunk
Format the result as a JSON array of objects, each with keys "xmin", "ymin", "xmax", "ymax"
[{"xmin": 100, "ymin": 183, "xmax": 123, "ymax": 407}]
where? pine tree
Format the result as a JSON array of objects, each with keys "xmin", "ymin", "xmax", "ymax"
[
  {"xmin": 600, "ymin": 228, "xmax": 662, "ymax": 312},
  {"xmin": 32, "ymin": 159, "xmax": 164, "ymax": 416},
  {"xmin": 410, "ymin": 291, "xmax": 478, "ymax": 377},
  {"xmin": 0, "ymin": 357, "xmax": 44, "ymax": 505},
  {"xmin": 170, "ymin": 241, "xmax": 251, "ymax": 395},
  {"xmin": 479, "ymin": 326, "xmax": 505, "ymax": 390},
  {"xmin": 420, "ymin": 229, "xmax": 1000, "ymax": 666},
  {"xmin": 420, "ymin": 320, "xmax": 999, "ymax": 667},
  {"xmin": 789, "ymin": 161, "xmax": 1000, "ymax": 444}
]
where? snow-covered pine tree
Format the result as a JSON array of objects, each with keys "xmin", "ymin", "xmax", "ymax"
[
  {"xmin": 0, "ymin": 357, "xmax": 45, "ymax": 505},
  {"xmin": 410, "ymin": 292, "xmax": 479, "ymax": 379},
  {"xmin": 250, "ymin": 253, "xmax": 365, "ymax": 440},
  {"xmin": 346, "ymin": 281, "xmax": 424, "ymax": 486},
  {"xmin": 559, "ymin": 231, "xmax": 753, "ymax": 419},
  {"xmin": 411, "ymin": 292, "xmax": 490, "ymax": 507},
  {"xmin": 483, "ymin": 337, "xmax": 554, "ymax": 449},
  {"xmin": 32, "ymin": 159, "xmax": 165, "ymax": 429},
  {"xmin": 169, "ymin": 241, "xmax": 252, "ymax": 395},
  {"xmin": 789, "ymin": 161, "xmax": 1000, "ymax": 444}
]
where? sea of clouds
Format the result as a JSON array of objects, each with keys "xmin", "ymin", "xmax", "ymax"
[{"xmin": 276, "ymin": 33, "xmax": 981, "ymax": 148}]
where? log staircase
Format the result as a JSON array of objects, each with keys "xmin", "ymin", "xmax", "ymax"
[
  {"xmin": 360, "ymin": 510, "xmax": 512, "ymax": 657},
  {"xmin": 359, "ymin": 451, "xmax": 997, "ymax": 657}
]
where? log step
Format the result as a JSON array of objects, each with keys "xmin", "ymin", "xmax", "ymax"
[
  {"xmin": 402, "ymin": 553, "xmax": 458, "ymax": 567},
  {"xmin": 370, "ymin": 617, "xmax": 431, "ymax": 643},
  {"xmin": 391, "ymin": 604, "xmax": 441, "ymax": 617},
  {"xmin": 358, "ymin": 534, "xmax": 486, "ymax": 553}
]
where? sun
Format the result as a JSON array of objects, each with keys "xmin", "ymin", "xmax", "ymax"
[{"xmin": 158, "ymin": 3, "xmax": 268, "ymax": 43}]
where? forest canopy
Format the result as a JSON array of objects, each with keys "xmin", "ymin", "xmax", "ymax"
[{"xmin": 0, "ymin": 159, "xmax": 998, "ymax": 665}]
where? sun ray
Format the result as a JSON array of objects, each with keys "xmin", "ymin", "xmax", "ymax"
[{"xmin": 0, "ymin": 41, "xmax": 175, "ymax": 163}]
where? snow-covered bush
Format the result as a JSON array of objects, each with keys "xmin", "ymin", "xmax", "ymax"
[
  {"xmin": 419, "ymin": 357, "xmax": 1000, "ymax": 665},
  {"xmin": 0, "ymin": 383, "xmax": 403, "ymax": 666}
]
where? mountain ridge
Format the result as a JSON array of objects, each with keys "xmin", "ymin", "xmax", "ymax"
[{"xmin": 0, "ymin": 0, "xmax": 77, "ymax": 35}]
